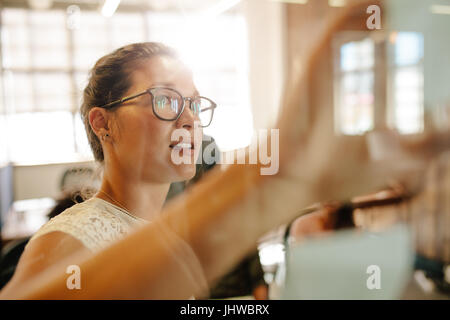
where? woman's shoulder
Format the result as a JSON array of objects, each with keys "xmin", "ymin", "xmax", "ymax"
[
  {"xmin": 45, "ymin": 197, "xmax": 134, "ymax": 226},
  {"xmin": 28, "ymin": 197, "xmax": 137, "ymax": 252}
]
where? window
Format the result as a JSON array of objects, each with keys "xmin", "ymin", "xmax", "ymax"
[
  {"xmin": 1, "ymin": 7, "xmax": 250, "ymax": 163},
  {"xmin": 334, "ymin": 31, "xmax": 424, "ymax": 136},
  {"xmin": 1, "ymin": 8, "xmax": 82, "ymax": 164},
  {"xmin": 334, "ymin": 36, "xmax": 375, "ymax": 135},
  {"xmin": 388, "ymin": 32, "xmax": 424, "ymax": 134}
]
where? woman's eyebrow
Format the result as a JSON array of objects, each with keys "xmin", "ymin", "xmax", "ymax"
[
  {"xmin": 151, "ymin": 82, "xmax": 174, "ymax": 87},
  {"xmin": 150, "ymin": 82, "xmax": 200, "ymax": 96}
]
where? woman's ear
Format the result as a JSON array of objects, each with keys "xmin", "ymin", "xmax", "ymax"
[{"xmin": 89, "ymin": 107, "xmax": 109, "ymax": 138}]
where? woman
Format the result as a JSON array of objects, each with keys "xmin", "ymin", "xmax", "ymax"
[
  {"xmin": 1, "ymin": 42, "xmax": 215, "ymax": 296},
  {"xmin": 0, "ymin": 3, "xmax": 436, "ymax": 299}
]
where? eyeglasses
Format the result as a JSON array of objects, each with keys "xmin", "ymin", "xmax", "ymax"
[{"xmin": 98, "ymin": 86, "xmax": 217, "ymax": 128}]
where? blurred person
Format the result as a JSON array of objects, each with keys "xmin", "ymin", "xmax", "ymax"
[{"xmin": 0, "ymin": 1, "xmax": 445, "ymax": 299}]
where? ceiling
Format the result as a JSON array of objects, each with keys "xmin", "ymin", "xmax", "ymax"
[{"xmin": 0, "ymin": 0, "xmax": 231, "ymax": 12}]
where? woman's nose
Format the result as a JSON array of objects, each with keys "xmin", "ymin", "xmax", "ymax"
[{"xmin": 176, "ymin": 100, "xmax": 196, "ymax": 129}]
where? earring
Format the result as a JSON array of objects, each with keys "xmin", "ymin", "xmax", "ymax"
[{"xmin": 102, "ymin": 133, "xmax": 109, "ymax": 141}]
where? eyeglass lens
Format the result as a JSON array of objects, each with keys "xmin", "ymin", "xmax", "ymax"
[{"xmin": 151, "ymin": 88, "xmax": 213, "ymax": 127}]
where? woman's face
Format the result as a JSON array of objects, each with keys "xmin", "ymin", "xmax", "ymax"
[{"xmin": 106, "ymin": 56, "xmax": 203, "ymax": 183}]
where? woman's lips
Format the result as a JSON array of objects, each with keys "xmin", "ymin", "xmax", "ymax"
[
  {"xmin": 170, "ymin": 142, "xmax": 192, "ymax": 149},
  {"xmin": 169, "ymin": 142, "xmax": 195, "ymax": 157}
]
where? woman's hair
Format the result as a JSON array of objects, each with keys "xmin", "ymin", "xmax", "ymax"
[{"xmin": 80, "ymin": 42, "xmax": 178, "ymax": 162}]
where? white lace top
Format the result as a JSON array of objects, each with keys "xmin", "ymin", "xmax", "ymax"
[
  {"xmin": 27, "ymin": 196, "xmax": 209, "ymax": 298},
  {"xmin": 29, "ymin": 197, "xmax": 149, "ymax": 252}
]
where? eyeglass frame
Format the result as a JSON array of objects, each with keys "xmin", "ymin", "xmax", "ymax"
[{"xmin": 97, "ymin": 86, "xmax": 217, "ymax": 128}]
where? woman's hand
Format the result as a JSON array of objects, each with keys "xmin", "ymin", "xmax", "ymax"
[{"xmin": 270, "ymin": 3, "xmax": 442, "ymax": 212}]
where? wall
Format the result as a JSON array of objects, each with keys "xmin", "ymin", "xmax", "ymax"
[
  {"xmin": 13, "ymin": 161, "xmax": 95, "ymax": 201},
  {"xmin": 242, "ymin": 0, "xmax": 287, "ymax": 130}
]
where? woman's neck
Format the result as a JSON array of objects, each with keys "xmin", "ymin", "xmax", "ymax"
[{"xmin": 97, "ymin": 169, "xmax": 171, "ymax": 221}]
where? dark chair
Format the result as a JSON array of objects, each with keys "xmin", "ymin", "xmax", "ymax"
[{"xmin": 0, "ymin": 238, "xmax": 30, "ymax": 289}]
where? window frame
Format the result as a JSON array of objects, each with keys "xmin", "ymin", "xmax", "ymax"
[{"xmin": 333, "ymin": 30, "xmax": 424, "ymax": 136}]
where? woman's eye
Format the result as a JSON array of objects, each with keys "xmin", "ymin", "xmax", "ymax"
[
  {"xmin": 155, "ymin": 96, "xmax": 167, "ymax": 109},
  {"xmin": 170, "ymin": 98, "xmax": 179, "ymax": 113}
]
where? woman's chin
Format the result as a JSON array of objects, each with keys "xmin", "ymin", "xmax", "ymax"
[{"xmin": 173, "ymin": 164, "xmax": 197, "ymax": 181}]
